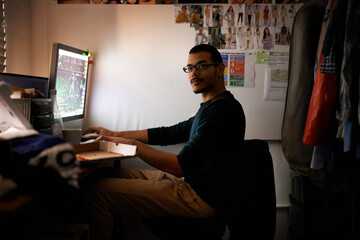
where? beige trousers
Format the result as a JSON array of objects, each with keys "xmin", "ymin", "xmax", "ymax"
[{"xmin": 83, "ymin": 168, "xmax": 216, "ymax": 240}]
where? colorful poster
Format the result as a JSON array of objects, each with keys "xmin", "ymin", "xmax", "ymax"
[
  {"xmin": 221, "ymin": 54, "xmax": 229, "ymax": 86},
  {"xmin": 229, "ymin": 53, "xmax": 245, "ymax": 86},
  {"xmin": 222, "ymin": 52, "xmax": 255, "ymax": 88}
]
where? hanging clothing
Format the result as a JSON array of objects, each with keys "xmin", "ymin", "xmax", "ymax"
[
  {"xmin": 281, "ymin": 0, "xmax": 326, "ymax": 171},
  {"xmin": 303, "ymin": 0, "xmax": 338, "ymax": 146},
  {"xmin": 337, "ymin": 0, "xmax": 360, "ymax": 125},
  {"xmin": 336, "ymin": 0, "xmax": 360, "ymax": 157}
]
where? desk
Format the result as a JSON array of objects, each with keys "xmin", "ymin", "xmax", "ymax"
[
  {"xmin": 73, "ymin": 140, "xmax": 136, "ymax": 164},
  {"xmin": 75, "ymin": 140, "xmax": 137, "ymax": 179}
]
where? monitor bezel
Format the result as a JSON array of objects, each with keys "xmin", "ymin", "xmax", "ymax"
[{"xmin": 49, "ymin": 43, "xmax": 89, "ymax": 123}]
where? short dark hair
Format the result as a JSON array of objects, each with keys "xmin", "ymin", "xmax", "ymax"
[{"xmin": 189, "ymin": 44, "xmax": 223, "ymax": 64}]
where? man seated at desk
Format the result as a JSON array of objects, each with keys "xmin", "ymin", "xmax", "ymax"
[{"xmin": 82, "ymin": 44, "xmax": 246, "ymax": 240}]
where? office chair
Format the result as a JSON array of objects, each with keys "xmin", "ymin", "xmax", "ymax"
[{"xmin": 142, "ymin": 139, "xmax": 276, "ymax": 240}]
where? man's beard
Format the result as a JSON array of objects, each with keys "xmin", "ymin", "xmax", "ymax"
[{"xmin": 191, "ymin": 70, "xmax": 219, "ymax": 94}]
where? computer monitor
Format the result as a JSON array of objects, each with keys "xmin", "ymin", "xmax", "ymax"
[{"xmin": 49, "ymin": 43, "xmax": 89, "ymax": 128}]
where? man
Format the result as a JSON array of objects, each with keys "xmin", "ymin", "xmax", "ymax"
[{"xmin": 83, "ymin": 44, "xmax": 246, "ymax": 240}]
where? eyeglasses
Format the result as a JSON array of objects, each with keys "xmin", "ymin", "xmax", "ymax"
[{"xmin": 183, "ymin": 62, "xmax": 220, "ymax": 73}]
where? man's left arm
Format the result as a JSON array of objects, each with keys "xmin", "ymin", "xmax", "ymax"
[
  {"xmin": 135, "ymin": 140, "xmax": 184, "ymax": 177},
  {"xmin": 101, "ymin": 135, "xmax": 184, "ymax": 177}
]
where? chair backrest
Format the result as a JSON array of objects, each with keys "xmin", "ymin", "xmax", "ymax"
[{"xmin": 225, "ymin": 139, "xmax": 276, "ymax": 239}]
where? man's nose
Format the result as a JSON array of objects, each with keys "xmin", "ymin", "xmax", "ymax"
[{"xmin": 191, "ymin": 68, "xmax": 200, "ymax": 77}]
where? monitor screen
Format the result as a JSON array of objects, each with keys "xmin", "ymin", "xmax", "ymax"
[{"xmin": 49, "ymin": 43, "xmax": 89, "ymax": 122}]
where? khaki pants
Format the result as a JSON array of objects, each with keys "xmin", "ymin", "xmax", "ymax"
[{"xmin": 83, "ymin": 168, "xmax": 216, "ymax": 240}]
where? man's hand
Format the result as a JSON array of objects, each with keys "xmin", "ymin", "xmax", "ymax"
[
  {"xmin": 82, "ymin": 126, "xmax": 114, "ymax": 137},
  {"xmin": 83, "ymin": 127, "xmax": 149, "ymax": 144}
]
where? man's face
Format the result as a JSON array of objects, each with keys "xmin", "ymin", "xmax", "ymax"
[{"xmin": 187, "ymin": 52, "xmax": 222, "ymax": 94}]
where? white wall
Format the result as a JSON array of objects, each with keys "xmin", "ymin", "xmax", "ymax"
[
  {"xmin": 47, "ymin": 2, "xmax": 201, "ymax": 130},
  {"xmin": 5, "ymin": 0, "xmax": 291, "ymax": 206},
  {"xmin": 5, "ymin": 0, "xmax": 32, "ymax": 75}
]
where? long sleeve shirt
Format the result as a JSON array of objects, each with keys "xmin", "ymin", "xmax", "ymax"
[{"xmin": 148, "ymin": 91, "xmax": 246, "ymax": 210}]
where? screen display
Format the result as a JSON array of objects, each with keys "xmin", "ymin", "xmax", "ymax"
[{"xmin": 54, "ymin": 48, "xmax": 89, "ymax": 119}]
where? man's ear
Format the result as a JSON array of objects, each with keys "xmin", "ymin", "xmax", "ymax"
[{"xmin": 217, "ymin": 63, "xmax": 225, "ymax": 79}]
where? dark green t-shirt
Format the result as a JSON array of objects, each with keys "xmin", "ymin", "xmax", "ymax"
[{"xmin": 148, "ymin": 91, "xmax": 246, "ymax": 210}]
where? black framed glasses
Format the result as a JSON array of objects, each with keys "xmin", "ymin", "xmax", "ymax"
[{"xmin": 183, "ymin": 62, "xmax": 220, "ymax": 73}]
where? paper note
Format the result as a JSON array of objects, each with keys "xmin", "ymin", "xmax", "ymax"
[{"xmin": 256, "ymin": 51, "xmax": 270, "ymax": 64}]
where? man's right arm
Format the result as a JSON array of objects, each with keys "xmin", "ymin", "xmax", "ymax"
[
  {"xmin": 83, "ymin": 126, "xmax": 149, "ymax": 144},
  {"xmin": 84, "ymin": 116, "xmax": 194, "ymax": 145}
]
